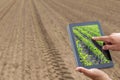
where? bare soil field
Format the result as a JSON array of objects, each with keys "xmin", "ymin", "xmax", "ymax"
[{"xmin": 0, "ymin": 0, "xmax": 120, "ymax": 80}]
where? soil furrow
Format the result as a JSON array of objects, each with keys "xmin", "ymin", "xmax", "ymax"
[
  {"xmin": 31, "ymin": 0, "xmax": 75, "ymax": 80},
  {"xmin": 0, "ymin": 0, "xmax": 16, "ymax": 22}
]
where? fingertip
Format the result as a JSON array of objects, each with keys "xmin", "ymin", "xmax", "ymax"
[
  {"xmin": 75, "ymin": 67, "xmax": 84, "ymax": 72},
  {"xmin": 106, "ymin": 45, "xmax": 115, "ymax": 50},
  {"xmin": 92, "ymin": 37, "xmax": 99, "ymax": 40},
  {"xmin": 102, "ymin": 46, "xmax": 107, "ymax": 50},
  {"xmin": 103, "ymin": 45, "xmax": 113, "ymax": 50},
  {"xmin": 92, "ymin": 37, "xmax": 96, "ymax": 40},
  {"xmin": 76, "ymin": 67, "xmax": 81, "ymax": 70},
  {"xmin": 75, "ymin": 67, "xmax": 79, "ymax": 71},
  {"xmin": 102, "ymin": 46, "xmax": 105, "ymax": 50},
  {"xmin": 77, "ymin": 67, "xmax": 89, "ymax": 72}
]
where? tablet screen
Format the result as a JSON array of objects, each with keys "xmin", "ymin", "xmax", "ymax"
[{"xmin": 72, "ymin": 24, "xmax": 111, "ymax": 67}]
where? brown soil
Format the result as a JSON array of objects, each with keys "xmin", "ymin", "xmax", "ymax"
[{"xmin": 0, "ymin": 0, "xmax": 120, "ymax": 80}]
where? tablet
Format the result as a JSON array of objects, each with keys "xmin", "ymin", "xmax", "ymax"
[{"xmin": 67, "ymin": 21, "xmax": 114, "ymax": 69}]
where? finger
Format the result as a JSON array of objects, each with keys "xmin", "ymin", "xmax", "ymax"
[
  {"xmin": 76, "ymin": 67, "xmax": 102, "ymax": 79},
  {"xmin": 76, "ymin": 67, "xmax": 83, "ymax": 72},
  {"xmin": 111, "ymin": 33, "xmax": 118, "ymax": 35},
  {"xmin": 103, "ymin": 45, "xmax": 116, "ymax": 50},
  {"xmin": 76, "ymin": 67, "xmax": 92, "ymax": 74},
  {"xmin": 104, "ymin": 41, "xmax": 112, "ymax": 45},
  {"xmin": 92, "ymin": 36, "xmax": 110, "ymax": 42}
]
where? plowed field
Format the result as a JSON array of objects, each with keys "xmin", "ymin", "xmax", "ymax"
[{"xmin": 0, "ymin": 0, "xmax": 120, "ymax": 80}]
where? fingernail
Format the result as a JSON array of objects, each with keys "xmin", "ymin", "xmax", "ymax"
[
  {"xmin": 92, "ymin": 37, "xmax": 95, "ymax": 39},
  {"xmin": 103, "ymin": 46, "xmax": 108, "ymax": 50},
  {"xmin": 102, "ymin": 46, "xmax": 105, "ymax": 49}
]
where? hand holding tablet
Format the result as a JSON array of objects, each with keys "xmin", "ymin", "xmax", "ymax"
[
  {"xmin": 93, "ymin": 33, "xmax": 120, "ymax": 51},
  {"xmin": 67, "ymin": 21, "xmax": 114, "ymax": 69}
]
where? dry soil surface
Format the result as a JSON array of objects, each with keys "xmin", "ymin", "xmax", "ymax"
[{"xmin": 0, "ymin": 0, "xmax": 120, "ymax": 80}]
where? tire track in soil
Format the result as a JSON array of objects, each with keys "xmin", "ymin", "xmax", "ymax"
[
  {"xmin": 31, "ymin": 0, "xmax": 75, "ymax": 80},
  {"xmin": 33, "ymin": 1, "xmax": 82, "ymax": 79},
  {"xmin": 0, "ymin": 0, "xmax": 16, "ymax": 22}
]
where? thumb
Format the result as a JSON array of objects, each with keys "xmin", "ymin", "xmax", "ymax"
[
  {"xmin": 76, "ymin": 67, "xmax": 111, "ymax": 80},
  {"xmin": 103, "ymin": 45, "xmax": 116, "ymax": 50},
  {"xmin": 76, "ymin": 67, "xmax": 92, "ymax": 75},
  {"xmin": 76, "ymin": 67, "xmax": 99, "ymax": 79}
]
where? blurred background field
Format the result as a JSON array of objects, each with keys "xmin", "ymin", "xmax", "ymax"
[{"xmin": 0, "ymin": 0, "xmax": 120, "ymax": 80}]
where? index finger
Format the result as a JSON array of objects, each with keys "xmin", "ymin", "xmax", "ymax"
[{"xmin": 92, "ymin": 36, "xmax": 110, "ymax": 42}]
